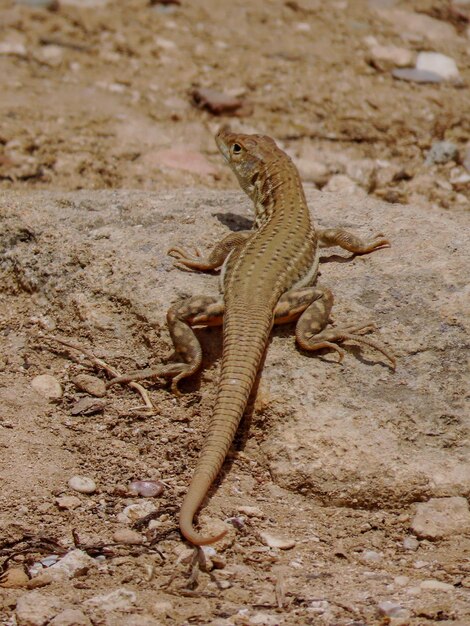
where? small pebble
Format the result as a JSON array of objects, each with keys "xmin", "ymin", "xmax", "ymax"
[
  {"xmin": 68, "ymin": 475, "xmax": 96, "ymax": 494},
  {"xmin": 402, "ymin": 535, "xmax": 419, "ymax": 550},
  {"xmin": 392, "ymin": 68, "xmax": 442, "ymax": 83},
  {"xmin": 153, "ymin": 600, "xmax": 173, "ymax": 616},
  {"xmin": 129, "ymin": 480, "xmax": 164, "ymax": 497},
  {"xmin": 259, "ymin": 531, "xmax": 296, "ymax": 550},
  {"xmin": 191, "ymin": 87, "xmax": 249, "ymax": 116},
  {"xmin": 226, "ymin": 515, "xmax": 245, "ymax": 530},
  {"xmin": 55, "ymin": 495, "xmax": 81, "ymax": 510},
  {"xmin": 416, "ymin": 51, "xmax": 459, "ymax": 80},
  {"xmin": 377, "ymin": 601, "xmax": 410, "ymax": 618},
  {"xmin": 419, "ymin": 579, "xmax": 454, "ymax": 591},
  {"xmin": 85, "ymin": 588, "xmax": 136, "ymax": 611},
  {"xmin": 0, "ymin": 567, "xmax": 29, "ymax": 588},
  {"xmin": 72, "ymin": 374, "xmax": 107, "ymax": 397},
  {"xmin": 362, "ymin": 550, "xmax": 383, "ymax": 563},
  {"xmin": 70, "ymin": 397, "xmax": 106, "ymax": 415},
  {"xmin": 394, "ymin": 575, "xmax": 410, "ymax": 586},
  {"xmin": 117, "ymin": 501, "xmax": 157, "ymax": 524},
  {"xmin": 31, "ymin": 374, "xmax": 62, "ymax": 399},
  {"xmin": 113, "ymin": 528, "xmax": 143, "ymax": 545},
  {"xmin": 425, "ymin": 141, "xmax": 458, "ymax": 166},
  {"xmin": 30, "ymin": 550, "xmax": 95, "ymax": 585},
  {"xmin": 369, "ymin": 43, "xmax": 414, "ymax": 68},
  {"xmin": 0, "ymin": 41, "xmax": 28, "ymax": 57},
  {"xmin": 238, "ymin": 505, "xmax": 265, "ymax": 518},
  {"xmin": 40, "ymin": 555, "xmax": 59, "ymax": 567}
]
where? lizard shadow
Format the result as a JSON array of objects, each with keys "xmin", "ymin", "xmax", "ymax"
[{"xmin": 214, "ymin": 212, "xmax": 252, "ymax": 232}]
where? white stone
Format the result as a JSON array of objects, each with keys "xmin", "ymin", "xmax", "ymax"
[
  {"xmin": 68, "ymin": 475, "xmax": 96, "ymax": 494},
  {"xmin": 377, "ymin": 601, "xmax": 409, "ymax": 618},
  {"xmin": 30, "ymin": 550, "xmax": 96, "ymax": 586},
  {"xmin": 31, "ymin": 375, "xmax": 62, "ymax": 399},
  {"xmin": 117, "ymin": 501, "xmax": 157, "ymax": 524},
  {"xmin": 402, "ymin": 536, "xmax": 419, "ymax": 550},
  {"xmin": 85, "ymin": 588, "xmax": 136, "ymax": 611},
  {"xmin": 259, "ymin": 532, "xmax": 295, "ymax": 550},
  {"xmin": 362, "ymin": 549, "xmax": 382, "ymax": 563},
  {"xmin": 416, "ymin": 52, "xmax": 459, "ymax": 80},
  {"xmin": 0, "ymin": 41, "xmax": 27, "ymax": 56}
]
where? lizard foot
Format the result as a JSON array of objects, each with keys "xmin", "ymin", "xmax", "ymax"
[
  {"xmin": 107, "ymin": 363, "xmax": 194, "ymax": 394},
  {"xmin": 303, "ymin": 323, "xmax": 396, "ymax": 368}
]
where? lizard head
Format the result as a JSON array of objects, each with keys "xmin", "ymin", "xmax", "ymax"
[{"xmin": 215, "ymin": 126, "xmax": 281, "ymax": 200}]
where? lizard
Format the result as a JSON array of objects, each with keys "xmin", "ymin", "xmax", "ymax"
[{"xmin": 109, "ymin": 127, "xmax": 395, "ymax": 545}]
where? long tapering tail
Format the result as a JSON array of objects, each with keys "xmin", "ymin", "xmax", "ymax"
[{"xmin": 179, "ymin": 306, "xmax": 272, "ymax": 544}]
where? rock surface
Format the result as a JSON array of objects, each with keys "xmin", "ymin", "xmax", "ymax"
[
  {"xmin": 1, "ymin": 189, "xmax": 469, "ymax": 511},
  {"xmin": 1, "ymin": 189, "xmax": 469, "ymax": 624},
  {"xmin": 411, "ymin": 497, "xmax": 470, "ymax": 539}
]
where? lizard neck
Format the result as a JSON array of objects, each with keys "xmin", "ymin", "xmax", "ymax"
[{"xmin": 253, "ymin": 156, "xmax": 306, "ymax": 230}]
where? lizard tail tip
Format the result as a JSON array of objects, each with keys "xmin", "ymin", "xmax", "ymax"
[{"xmin": 179, "ymin": 515, "xmax": 228, "ymax": 546}]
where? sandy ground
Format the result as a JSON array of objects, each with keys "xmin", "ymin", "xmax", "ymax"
[{"xmin": 1, "ymin": 0, "xmax": 470, "ymax": 625}]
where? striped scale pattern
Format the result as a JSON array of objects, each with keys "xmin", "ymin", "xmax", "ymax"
[{"xmin": 179, "ymin": 130, "xmax": 318, "ymax": 545}]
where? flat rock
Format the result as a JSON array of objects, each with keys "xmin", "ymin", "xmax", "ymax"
[
  {"xmin": 72, "ymin": 374, "xmax": 106, "ymax": 397},
  {"xmin": 377, "ymin": 8, "xmax": 456, "ymax": 41},
  {"xmin": 84, "ymin": 588, "xmax": 136, "ymax": 612},
  {"xmin": 1, "ymin": 189, "xmax": 469, "ymax": 510},
  {"xmin": 411, "ymin": 497, "xmax": 470, "ymax": 539},
  {"xmin": 49, "ymin": 609, "xmax": 92, "ymax": 626},
  {"xmin": 31, "ymin": 374, "xmax": 62, "ymax": 399},
  {"xmin": 16, "ymin": 592, "xmax": 63, "ymax": 626}
]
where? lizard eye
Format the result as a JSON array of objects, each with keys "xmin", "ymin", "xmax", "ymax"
[{"xmin": 231, "ymin": 143, "xmax": 242, "ymax": 155}]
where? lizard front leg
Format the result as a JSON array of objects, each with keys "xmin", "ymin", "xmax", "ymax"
[
  {"xmin": 108, "ymin": 296, "xmax": 224, "ymax": 393},
  {"xmin": 274, "ymin": 286, "xmax": 395, "ymax": 367},
  {"xmin": 168, "ymin": 231, "xmax": 251, "ymax": 271},
  {"xmin": 318, "ymin": 228, "xmax": 389, "ymax": 254}
]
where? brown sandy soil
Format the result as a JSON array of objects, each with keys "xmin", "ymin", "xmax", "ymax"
[{"xmin": 1, "ymin": 1, "xmax": 470, "ymax": 625}]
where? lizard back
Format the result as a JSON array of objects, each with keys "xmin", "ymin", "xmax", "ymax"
[{"xmin": 179, "ymin": 129, "xmax": 317, "ymax": 544}]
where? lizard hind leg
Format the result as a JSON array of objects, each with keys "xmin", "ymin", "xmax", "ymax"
[
  {"xmin": 107, "ymin": 295, "xmax": 224, "ymax": 393},
  {"xmin": 274, "ymin": 285, "xmax": 395, "ymax": 367},
  {"xmin": 293, "ymin": 287, "xmax": 395, "ymax": 367},
  {"xmin": 318, "ymin": 228, "xmax": 390, "ymax": 254}
]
